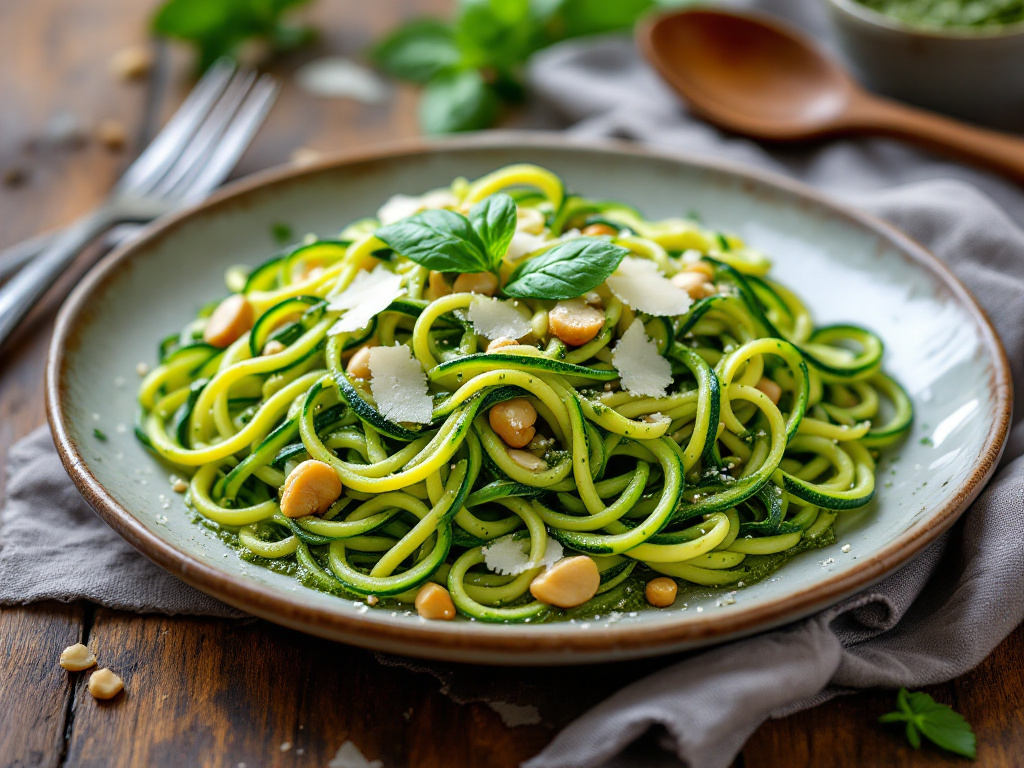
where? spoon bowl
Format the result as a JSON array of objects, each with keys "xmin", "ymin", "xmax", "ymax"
[
  {"xmin": 642, "ymin": 9, "xmax": 855, "ymax": 138},
  {"xmin": 638, "ymin": 7, "xmax": 1024, "ymax": 181}
]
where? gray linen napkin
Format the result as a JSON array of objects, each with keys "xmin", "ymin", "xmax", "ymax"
[
  {"xmin": 0, "ymin": 426, "xmax": 243, "ymax": 616},
  {"xmin": 4, "ymin": 2, "xmax": 1024, "ymax": 766}
]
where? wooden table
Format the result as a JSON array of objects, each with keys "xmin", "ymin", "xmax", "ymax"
[{"xmin": 1, "ymin": 1, "xmax": 1022, "ymax": 765}]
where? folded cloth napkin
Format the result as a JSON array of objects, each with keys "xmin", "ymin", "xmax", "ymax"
[
  {"xmin": 4, "ymin": 2, "xmax": 1024, "ymax": 766},
  {"xmin": 0, "ymin": 427, "xmax": 243, "ymax": 616}
]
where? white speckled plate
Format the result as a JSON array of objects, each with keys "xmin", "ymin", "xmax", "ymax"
[{"xmin": 47, "ymin": 134, "xmax": 1011, "ymax": 665}]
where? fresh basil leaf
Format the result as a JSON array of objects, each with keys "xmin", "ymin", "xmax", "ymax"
[
  {"xmin": 456, "ymin": 0, "xmax": 540, "ymax": 69},
  {"xmin": 271, "ymin": 222, "xmax": 294, "ymax": 245},
  {"xmin": 152, "ymin": 0, "xmax": 229, "ymax": 38},
  {"xmin": 419, "ymin": 69, "xmax": 498, "ymax": 134},
  {"xmin": 469, "ymin": 193, "xmax": 517, "ymax": 268},
  {"xmin": 879, "ymin": 689, "xmax": 977, "ymax": 760},
  {"xmin": 905, "ymin": 692, "xmax": 977, "ymax": 759},
  {"xmin": 375, "ymin": 209, "xmax": 490, "ymax": 273},
  {"xmin": 504, "ymin": 238, "xmax": 629, "ymax": 300},
  {"xmin": 152, "ymin": 0, "xmax": 315, "ymax": 72},
  {"xmin": 905, "ymin": 721, "xmax": 922, "ymax": 750},
  {"xmin": 557, "ymin": 0, "xmax": 656, "ymax": 37},
  {"xmin": 370, "ymin": 18, "xmax": 461, "ymax": 83},
  {"xmin": 271, "ymin": 23, "xmax": 317, "ymax": 52}
]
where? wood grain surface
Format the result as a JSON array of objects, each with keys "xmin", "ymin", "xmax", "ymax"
[{"xmin": 1, "ymin": 1, "xmax": 1021, "ymax": 767}]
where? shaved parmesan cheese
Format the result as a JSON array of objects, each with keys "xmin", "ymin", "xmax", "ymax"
[
  {"xmin": 515, "ymin": 207, "xmax": 546, "ymax": 234},
  {"xmin": 482, "ymin": 537, "xmax": 528, "ymax": 575},
  {"xmin": 367, "ymin": 345, "xmax": 433, "ymax": 424},
  {"xmin": 377, "ymin": 189, "xmax": 458, "ymax": 226},
  {"xmin": 612, "ymin": 319, "xmax": 673, "ymax": 398},
  {"xmin": 506, "ymin": 230, "xmax": 549, "ymax": 261},
  {"xmin": 468, "ymin": 296, "xmax": 532, "ymax": 341},
  {"xmin": 607, "ymin": 256, "xmax": 693, "ymax": 317},
  {"xmin": 327, "ymin": 266, "xmax": 405, "ymax": 335},
  {"xmin": 534, "ymin": 538, "xmax": 564, "ymax": 570},
  {"xmin": 483, "ymin": 536, "xmax": 563, "ymax": 576},
  {"xmin": 329, "ymin": 741, "xmax": 382, "ymax": 768}
]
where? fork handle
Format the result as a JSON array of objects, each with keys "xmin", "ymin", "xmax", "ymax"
[
  {"xmin": 0, "ymin": 223, "xmax": 147, "ymax": 282},
  {"xmin": 0, "ymin": 207, "xmax": 119, "ymax": 348},
  {"xmin": 0, "ymin": 230, "xmax": 58, "ymax": 282}
]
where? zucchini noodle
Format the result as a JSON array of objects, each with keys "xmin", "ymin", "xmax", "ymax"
[{"xmin": 136, "ymin": 164, "xmax": 912, "ymax": 623}]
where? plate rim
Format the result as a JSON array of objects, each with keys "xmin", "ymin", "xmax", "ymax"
[{"xmin": 46, "ymin": 131, "xmax": 1013, "ymax": 663}]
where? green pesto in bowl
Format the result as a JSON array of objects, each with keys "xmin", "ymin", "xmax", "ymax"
[{"xmin": 857, "ymin": 0, "xmax": 1024, "ymax": 29}]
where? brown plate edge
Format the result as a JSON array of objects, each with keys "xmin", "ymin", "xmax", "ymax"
[{"xmin": 45, "ymin": 131, "xmax": 1013, "ymax": 665}]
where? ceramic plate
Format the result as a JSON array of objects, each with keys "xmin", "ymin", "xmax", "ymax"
[{"xmin": 47, "ymin": 134, "xmax": 1011, "ymax": 664}]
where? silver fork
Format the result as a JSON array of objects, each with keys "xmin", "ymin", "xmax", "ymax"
[{"xmin": 0, "ymin": 60, "xmax": 277, "ymax": 346}]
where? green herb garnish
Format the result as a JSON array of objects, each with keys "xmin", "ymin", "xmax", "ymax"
[
  {"xmin": 370, "ymin": 0, "xmax": 691, "ymax": 134},
  {"xmin": 504, "ymin": 238, "xmax": 628, "ymax": 300},
  {"xmin": 879, "ymin": 688, "xmax": 977, "ymax": 759},
  {"xmin": 271, "ymin": 222, "xmax": 294, "ymax": 245},
  {"xmin": 152, "ymin": 0, "xmax": 317, "ymax": 72},
  {"xmin": 94, "ymin": 428, "xmax": 108, "ymax": 441},
  {"xmin": 375, "ymin": 193, "xmax": 516, "ymax": 273},
  {"xmin": 858, "ymin": 0, "xmax": 1024, "ymax": 29},
  {"xmin": 375, "ymin": 197, "xmax": 627, "ymax": 298}
]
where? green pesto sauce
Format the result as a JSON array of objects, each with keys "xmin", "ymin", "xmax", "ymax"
[
  {"xmin": 558, "ymin": 525, "xmax": 837, "ymax": 623},
  {"xmin": 858, "ymin": 0, "xmax": 1024, "ymax": 28},
  {"xmin": 189, "ymin": 506, "xmax": 839, "ymax": 623}
]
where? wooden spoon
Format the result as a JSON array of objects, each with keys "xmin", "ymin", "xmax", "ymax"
[{"xmin": 637, "ymin": 8, "xmax": 1024, "ymax": 182}]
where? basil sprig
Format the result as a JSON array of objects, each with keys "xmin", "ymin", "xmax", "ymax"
[
  {"xmin": 503, "ymin": 238, "xmax": 629, "ymax": 300},
  {"xmin": 375, "ymin": 193, "xmax": 516, "ymax": 273},
  {"xmin": 469, "ymin": 193, "xmax": 517, "ymax": 264},
  {"xmin": 879, "ymin": 688, "xmax": 976, "ymax": 759}
]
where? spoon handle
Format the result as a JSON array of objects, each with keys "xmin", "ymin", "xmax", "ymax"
[{"xmin": 849, "ymin": 95, "xmax": 1024, "ymax": 182}]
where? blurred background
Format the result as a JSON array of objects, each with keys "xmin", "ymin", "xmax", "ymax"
[
  {"xmin": 4, "ymin": 2, "xmax": 1024, "ymax": 767},
  {"xmin": 0, "ymin": 0, "xmax": 696, "ymax": 246}
]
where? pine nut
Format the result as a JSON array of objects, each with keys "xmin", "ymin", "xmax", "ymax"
[
  {"xmin": 414, "ymin": 582, "xmax": 456, "ymax": 620},
  {"xmin": 645, "ymin": 577, "xmax": 678, "ymax": 607},
  {"xmin": 262, "ymin": 340, "xmax": 286, "ymax": 356},
  {"xmin": 428, "ymin": 270, "xmax": 452, "ymax": 299},
  {"xmin": 548, "ymin": 298, "xmax": 605, "ymax": 347},
  {"xmin": 581, "ymin": 223, "xmax": 618, "ymax": 237},
  {"xmin": 489, "ymin": 398, "xmax": 537, "ymax": 448},
  {"xmin": 507, "ymin": 448, "xmax": 547, "ymax": 472},
  {"xmin": 487, "ymin": 337, "xmax": 518, "ymax": 352},
  {"xmin": 529, "ymin": 556, "xmax": 601, "ymax": 608},
  {"xmin": 59, "ymin": 643, "xmax": 96, "ymax": 671},
  {"xmin": 109, "ymin": 45, "xmax": 153, "ymax": 81},
  {"xmin": 203, "ymin": 294, "xmax": 254, "ymax": 348},
  {"xmin": 685, "ymin": 261, "xmax": 715, "ymax": 279},
  {"xmin": 756, "ymin": 377, "xmax": 783, "ymax": 405},
  {"xmin": 88, "ymin": 668, "xmax": 124, "ymax": 700},
  {"xmin": 280, "ymin": 460, "xmax": 342, "ymax": 518},
  {"xmin": 670, "ymin": 270, "xmax": 712, "ymax": 300},
  {"xmin": 452, "ymin": 272, "xmax": 498, "ymax": 296},
  {"xmin": 347, "ymin": 346, "xmax": 373, "ymax": 380}
]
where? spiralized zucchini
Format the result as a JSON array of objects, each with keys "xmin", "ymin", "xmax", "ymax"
[{"xmin": 136, "ymin": 164, "xmax": 912, "ymax": 622}]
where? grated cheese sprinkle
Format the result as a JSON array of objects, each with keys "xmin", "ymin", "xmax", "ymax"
[
  {"xmin": 482, "ymin": 536, "xmax": 563, "ymax": 576},
  {"xmin": 506, "ymin": 230, "xmax": 548, "ymax": 261},
  {"xmin": 327, "ymin": 265, "xmax": 405, "ymax": 335},
  {"xmin": 367, "ymin": 345, "xmax": 433, "ymax": 424},
  {"xmin": 612, "ymin": 319, "xmax": 673, "ymax": 398},
  {"xmin": 468, "ymin": 296, "xmax": 532, "ymax": 341},
  {"xmin": 607, "ymin": 256, "xmax": 693, "ymax": 317},
  {"xmin": 377, "ymin": 189, "xmax": 458, "ymax": 226}
]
